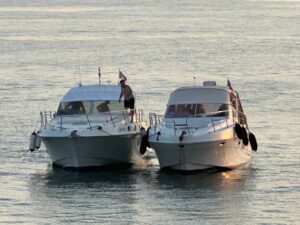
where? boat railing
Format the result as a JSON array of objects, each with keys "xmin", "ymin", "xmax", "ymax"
[
  {"xmin": 40, "ymin": 111, "xmax": 54, "ymax": 129},
  {"xmin": 40, "ymin": 109, "xmax": 145, "ymax": 131},
  {"xmin": 149, "ymin": 109, "xmax": 247, "ymax": 135},
  {"xmin": 149, "ymin": 113, "xmax": 164, "ymax": 129}
]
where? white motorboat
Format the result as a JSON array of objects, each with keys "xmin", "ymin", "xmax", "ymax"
[
  {"xmin": 30, "ymin": 78, "xmax": 147, "ymax": 170},
  {"xmin": 147, "ymin": 80, "xmax": 257, "ymax": 172}
]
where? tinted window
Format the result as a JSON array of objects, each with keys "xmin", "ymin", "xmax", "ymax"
[
  {"xmin": 93, "ymin": 100, "xmax": 124, "ymax": 113},
  {"xmin": 57, "ymin": 101, "xmax": 91, "ymax": 115},
  {"xmin": 165, "ymin": 103, "xmax": 230, "ymax": 118},
  {"xmin": 165, "ymin": 104, "xmax": 195, "ymax": 118}
]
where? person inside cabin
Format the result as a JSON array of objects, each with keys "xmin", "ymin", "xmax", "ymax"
[
  {"xmin": 65, "ymin": 101, "xmax": 86, "ymax": 114},
  {"xmin": 118, "ymin": 79, "xmax": 135, "ymax": 122},
  {"xmin": 97, "ymin": 101, "xmax": 110, "ymax": 113},
  {"xmin": 184, "ymin": 104, "xmax": 194, "ymax": 116},
  {"xmin": 196, "ymin": 104, "xmax": 205, "ymax": 117},
  {"xmin": 174, "ymin": 104, "xmax": 191, "ymax": 117}
]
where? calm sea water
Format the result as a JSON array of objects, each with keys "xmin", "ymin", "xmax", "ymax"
[{"xmin": 0, "ymin": 0, "xmax": 299, "ymax": 224}]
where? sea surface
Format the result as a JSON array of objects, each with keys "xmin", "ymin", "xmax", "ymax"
[{"xmin": 0, "ymin": 0, "xmax": 299, "ymax": 224}]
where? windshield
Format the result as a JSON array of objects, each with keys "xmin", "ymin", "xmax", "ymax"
[
  {"xmin": 92, "ymin": 100, "xmax": 124, "ymax": 113},
  {"xmin": 165, "ymin": 103, "xmax": 230, "ymax": 118},
  {"xmin": 56, "ymin": 101, "xmax": 91, "ymax": 115},
  {"xmin": 56, "ymin": 100, "xmax": 125, "ymax": 115}
]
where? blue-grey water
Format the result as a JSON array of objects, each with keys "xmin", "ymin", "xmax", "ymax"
[{"xmin": 0, "ymin": 0, "xmax": 299, "ymax": 224}]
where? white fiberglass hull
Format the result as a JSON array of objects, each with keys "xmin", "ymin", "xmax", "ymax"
[
  {"xmin": 149, "ymin": 129, "xmax": 252, "ymax": 171},
  {"xmin": 40, "ymin": 133, "xmax": 141, "ymax": 169}
]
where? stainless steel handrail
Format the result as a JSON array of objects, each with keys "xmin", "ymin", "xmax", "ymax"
[
  {"xmin": 149, "ymin": 109, "xmax": 247, "ymax": 135},
  {"xmin": 40, "ymin": 109, "xmax": 145, "ymax": 132}
]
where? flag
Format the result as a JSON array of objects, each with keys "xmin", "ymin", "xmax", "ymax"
[
  {"xmin": 98, "ymin": 67, "xmax": 101, "ymax": 78},
  {"xmin": 119, "ymin": 70, "xmax": 127, "ymax": 82},
  {"xmin": 227, "ymin": 79, "xmax": 233, "ymax": 91}
]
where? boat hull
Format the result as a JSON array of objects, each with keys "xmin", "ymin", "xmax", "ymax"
[
  {"xmin": 41, "ymin": 134, "xmax": 141, "ymax": 169},
  {"xmin": 150, "ymin": 137, "xmax": 252, "ymax": 171}
]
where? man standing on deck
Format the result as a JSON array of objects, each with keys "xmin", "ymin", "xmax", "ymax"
[{"xmin": 118, "ymin": 79, "xmax": 135, "ymax": 122}]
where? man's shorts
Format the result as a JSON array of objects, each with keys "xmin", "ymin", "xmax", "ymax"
[{"xmin": 124, "ymin": 98, "xmax": 135, "ymax": 109}]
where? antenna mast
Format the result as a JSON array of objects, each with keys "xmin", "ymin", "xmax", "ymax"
[
  {"xmin": 98, "ymin": 67, "xmax": 101, "ymax": 85},
  {"xmin": 77, "ymin": 49, "xmax": 82, "ymax": 86}
]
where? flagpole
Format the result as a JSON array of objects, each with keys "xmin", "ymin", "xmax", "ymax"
[
  {"xmin": 98, "ymin": 67, "xmax": 101, "ymax": 85},
  {"xmin": 227, "ymin": 79, "xmax": 233, "ymax": 91}
]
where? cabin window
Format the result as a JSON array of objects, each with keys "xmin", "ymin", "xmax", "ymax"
[
  {"xmin": 216, "ymin": 104, "xmax": 230, "ymax": 116},
  {"xmin": 165, "ymin": 103, "xmax": 230, "ymax": 118},
  {"xmin": 165, "ymin": 104, "xmax": 196, "ymax": 118},
  {"xmin": 196, "ymin": 103, "xmax": 230, "ymax": 117},
  {"xmin": 56, "ymin": 101, "xmax": 91, "ymax": 115},
  {"xmin": 93, "ymin": 100, "xmax": 123, "ymax": 113}
]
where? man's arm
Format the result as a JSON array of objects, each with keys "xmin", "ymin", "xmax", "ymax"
[{"xmin": 119, "ymin": 91, "xmax": 123, "ymax": 102}]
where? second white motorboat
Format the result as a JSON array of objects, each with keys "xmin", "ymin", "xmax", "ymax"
[{"xmin": 147, "ymin": 80, "xmax": 257, "ymax": 172}]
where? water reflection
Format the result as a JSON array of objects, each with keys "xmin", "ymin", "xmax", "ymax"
[
  {"xmin": 29, "ymin": 166, "xmax": 144, "ymax": 224},
  {"xmin": 28, "ymin": 161, "xmax": 256, "ymax": 224},
  {"xmin": 29, "ymin": 162, "xmax": 254, "ymax": 193},
  {"xmin": 31, "ymin": 166, "xmax": 138, "ymax": 188},
  {"xmin": 150, "ymin": 166, "xmax": 254, "ymax": 193}
]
